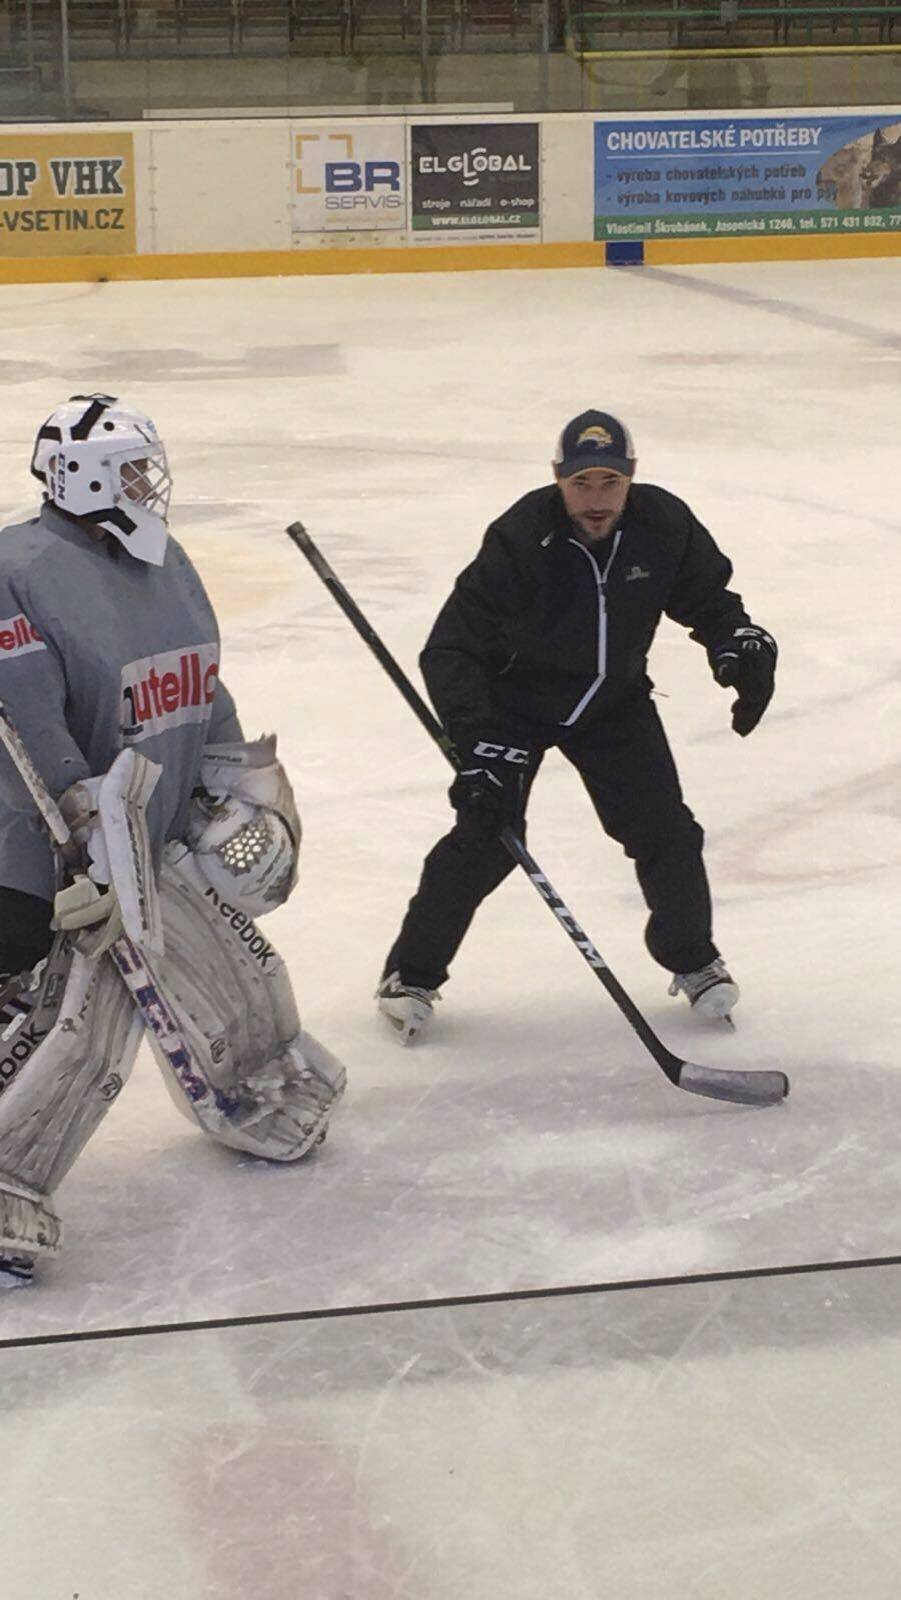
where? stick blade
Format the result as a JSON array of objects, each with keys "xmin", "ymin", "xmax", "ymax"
[{"xmin": 678, "ymin": 1061, "xmax": 790, "ymax": 1107}]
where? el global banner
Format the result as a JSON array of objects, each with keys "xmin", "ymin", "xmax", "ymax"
[{"xmin": 410, "ymin": 123, "xmax": 541, "ymax": 238}]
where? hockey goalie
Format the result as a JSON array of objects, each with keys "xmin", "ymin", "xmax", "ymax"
[{"xmin": 0, "ymin": 393, "xmax": 347, "ymax": 1287}]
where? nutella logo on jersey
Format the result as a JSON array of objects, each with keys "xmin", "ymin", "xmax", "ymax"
[
  {"xmin": 0, "ymin": 613, "xmax": 46, "ymax": 660},
  {"xmin": 121, "ymin": 643, "xmax": 219, "ymax": 743}
]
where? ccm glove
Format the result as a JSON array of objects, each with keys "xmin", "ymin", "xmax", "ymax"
[
  {"xmin": 711, "ymin": 625, "xmax": 778, "ymax": 737},
  {"xmin": 449, "ymin": 738, "xmax": 532, "ymax": 838}
]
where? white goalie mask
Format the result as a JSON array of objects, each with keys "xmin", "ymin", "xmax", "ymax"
[{"xmin": 31, "ymin": 392, "xmax": 172, "ymax": 566}]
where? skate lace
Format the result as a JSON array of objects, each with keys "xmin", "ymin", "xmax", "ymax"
[
  {"xmin": 401, "ymin": 984, "xmax": 439, "ymax": 1005},
  {"xmin": 378, "ymin": 976, "xmax": 440, "ymax": 1006},
  {"xmin": 668, "ymin": 959, "xmax": 730, "ymax": 998}
]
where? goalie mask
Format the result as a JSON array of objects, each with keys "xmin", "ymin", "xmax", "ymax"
[{"xmin": 31, "ymin": 393, "xmax": 172, "ymax": 567}]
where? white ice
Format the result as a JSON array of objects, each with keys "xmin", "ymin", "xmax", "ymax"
[{"xmin": 0, "ymin": 258, "xmax": 899, "ymax": 1597}]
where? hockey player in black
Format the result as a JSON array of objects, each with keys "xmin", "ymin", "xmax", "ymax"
[{"xmin": 377, "ymin": 410, "xmax": 777, "ymax": 1043}]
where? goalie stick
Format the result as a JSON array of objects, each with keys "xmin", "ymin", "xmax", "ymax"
[
  {"xmin": 287, "ymin": 520, "xmax": 789, "ymax": 1109},
  {"xmin": 0, "ymin": 702, "xmax": 237, "ymax": 1123}
]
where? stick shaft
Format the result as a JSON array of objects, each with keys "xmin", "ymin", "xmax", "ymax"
[
  {"xmin": 0, "ymin": 703, "xmax": 70, "ymax": 847},
  {"xmin": 0, "ymin": 701, "xmax": 224, "ymax": 1114}
]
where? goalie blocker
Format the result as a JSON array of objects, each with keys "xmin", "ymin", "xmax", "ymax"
[{"xmin": 0, "ymin": 728, "xmax": 346, "ymax": 1279}]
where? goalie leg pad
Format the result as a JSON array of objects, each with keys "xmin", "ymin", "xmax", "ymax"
[
  {"xmin": 0, "ymin": 938, "xmax": 143, "ymax": 1259},
  {"xmin": 138, "ymin": 851, "xmax": 346, "ymax": 1161},
  {"xmin": 0, "ymin": 1176, "xmax": 62, "ymax": 1262}
]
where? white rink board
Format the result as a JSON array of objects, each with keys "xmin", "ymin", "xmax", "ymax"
[{"xmin": 2, "ymin": 107, "xmax": 900, "ymax": 259}]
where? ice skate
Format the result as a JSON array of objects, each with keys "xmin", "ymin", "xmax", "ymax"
[
  {"xmin": 668, "ymin": 958, "xmax": 739, "ymax": 1025},
  {"xmin": 0, "ymin": 1252, "xmax": 35, "ymax": 1288},
  {"xmin": 0, "ymin": 1183, "xmax": 57, "ymax": 1287},
  {"xmin": 376, "ymin": 971, "xmax": 440, "ymax": 1045}
]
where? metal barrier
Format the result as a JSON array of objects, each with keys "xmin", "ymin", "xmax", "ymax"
[
  {"xmin": 1, "ymin": 0, "xmax": 539, "ymax": 55},
  {"xmin": 566, "ymin": 36, "xmax": 901, "ymax": 109},
  {"xmin": 568, "ymin": 2, "xmax": 901, "ymax": 47}
]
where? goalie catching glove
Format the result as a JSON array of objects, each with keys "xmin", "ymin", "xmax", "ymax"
[{"xmin": 185, "ymin": 735, "xmax": 301, "ymax": 917}]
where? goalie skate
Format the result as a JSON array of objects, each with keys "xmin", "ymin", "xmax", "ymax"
[
  {"xmin": 0, "ymin": 1252, "xmax": 35, "ymax": 1287},
  {"xmin": 0, "ymin": 1176, "xmax": 61, "ymax": 1279}
]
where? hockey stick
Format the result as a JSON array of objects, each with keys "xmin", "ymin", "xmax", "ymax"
[
  {"xmin": 0, "ymin": 703, "xmax": 236, "ymax": 1120},
  {"xmin": 287, "ymin": 521, "xmax": 789, "ymax": 1108}
]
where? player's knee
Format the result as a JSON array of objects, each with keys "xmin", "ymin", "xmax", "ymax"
[{"xmin": 624, "ymin": 811, "xmax": 705, "ymax": 866}]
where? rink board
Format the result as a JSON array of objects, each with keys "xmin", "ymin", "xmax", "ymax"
[
  {"xmin": 0, "ymin": 107, "xmax": 899, "ymax": 282},
  {"xmin": 1, "ymin": 230, "xmax": 901, "ymax": 285}
]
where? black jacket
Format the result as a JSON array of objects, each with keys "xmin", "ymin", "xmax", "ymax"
[{"xmin": 420, "ymin": 481, "xmax": 752, "ymax": 745}]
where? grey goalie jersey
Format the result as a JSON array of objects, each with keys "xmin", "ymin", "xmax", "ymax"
[{"xmin": 0, "ymin": 503, "xmax": 242, "ymax": 901}]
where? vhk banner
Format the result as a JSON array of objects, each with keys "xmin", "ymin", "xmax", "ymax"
[
  {"xmin": 0, "ymin": 132, "xmax": 135, "ymax": 256},
  {"xmin": 594, "ymin": 113, "xmax": 901, "ymax": 241},
  {"xmin": 411, "ymin": 123, "xmax": 540, "ymax": 238},
  {"xmin": 291, "ymin": 123, "xmax": 406, "ymax": 234}
]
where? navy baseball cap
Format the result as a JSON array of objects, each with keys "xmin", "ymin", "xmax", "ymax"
[{"xmin": 553, "ymin": 410, "xmax": 636, "ymax": 479}]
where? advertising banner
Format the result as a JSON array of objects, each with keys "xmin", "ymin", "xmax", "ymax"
[
  {"xmin": 291, "ymin": 123, "xmax": 406, "ymax": 234},
  {"xmin": 410, "ymin": 123, "xmax": 540, "ymax": 238},
  {"xmin": 0, "ymin": 132, "xmax": 135, "ymax": 257},
  {"xmin": 594, "ymin": 114, "xmax": 901, "ymax": 241}
]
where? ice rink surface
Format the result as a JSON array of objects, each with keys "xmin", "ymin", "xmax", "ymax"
[{"xmin": 0, "ymin": 256, "xmax": 899, "ymax": 1595}]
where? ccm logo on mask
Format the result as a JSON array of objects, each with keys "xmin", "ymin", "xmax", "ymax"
[{"xmin": 121, "ymin": 643, "xmax": 219, "ymax": 742}]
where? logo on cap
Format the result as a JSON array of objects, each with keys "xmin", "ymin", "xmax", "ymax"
[{"xmin": 577, "ymin": 425, "xmax": 614, "ymax": 450}]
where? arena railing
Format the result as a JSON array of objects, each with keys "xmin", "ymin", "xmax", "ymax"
[{"xmin": 1, "ymin": 0, "xmax": 900, "ymax": 115}]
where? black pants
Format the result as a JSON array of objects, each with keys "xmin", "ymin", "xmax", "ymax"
[
  {"xmin": 0, "ymin": 888, "xmax": 54, "ymax": 978},
  {"xmin": 384, "ymin": 699, "xmax": 718, "ymax": 989}
]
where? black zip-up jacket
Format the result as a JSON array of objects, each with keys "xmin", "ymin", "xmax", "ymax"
[{"xmin": 420, "ymin": 482, "xmax": 752, "ymax": 745}]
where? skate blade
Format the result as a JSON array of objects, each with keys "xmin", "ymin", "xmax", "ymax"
[
  {"xmin": 690, "ymin": 986, "xmax": 739, "ymax": 1027},
  {"xmin": 0, "ymin": 1258, "xmax": 35, "ymax": 1288},
  {"xmin": 381, "ymin": 1011, "xmax": 422, "ymax": 1046}
]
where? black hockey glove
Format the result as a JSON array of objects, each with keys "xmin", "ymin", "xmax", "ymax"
[
  {"xmin": 449, "ymin": 738, "xmax": 532, "ymax": 839},
  {"xmin": 711, "ymin": 625, "xmax": 778, "ymax": 737}
]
